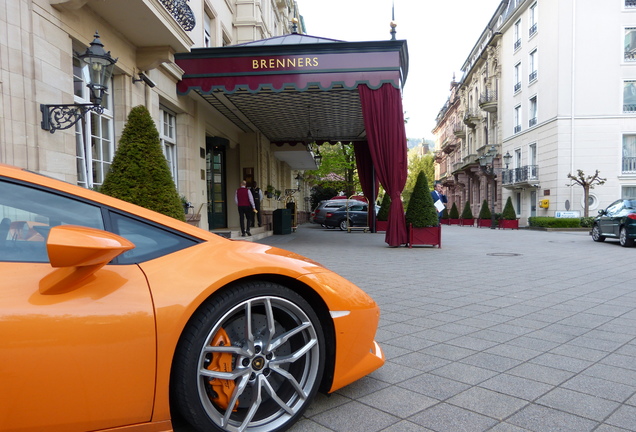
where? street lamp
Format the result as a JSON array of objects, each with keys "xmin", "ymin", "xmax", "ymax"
[
  {"xmin": 41, "ymin": 31, "xmax": 118, "ymax": 133},
  {"xmin": 478, "ymin": 145, "xmax": 498, "ymax": 230},
  {"xmin": 503, "ymin": 151, "xmax": 512, "ymax": 169}
]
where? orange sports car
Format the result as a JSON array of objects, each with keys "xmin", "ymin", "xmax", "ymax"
[{"xmin": 0, "ymin": 164, "xmax": 384, "ymax": 432}]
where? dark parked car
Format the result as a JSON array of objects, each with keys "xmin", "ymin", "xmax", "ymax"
[
  {"xmin": 311, "ymin": 200, "xmax": 349, "ymax": 226},
  {"xmin": 323, "ymin": 203, "xmax": 372, "ymax": 231},
  {"xmin": 591, "ymin": 199, "xmax": 636, "ymax": 247}
]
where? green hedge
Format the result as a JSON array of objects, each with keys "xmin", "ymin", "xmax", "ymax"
[{"xmin": 528, "ymin": 217, "xmax": 582, "ymax": 228}]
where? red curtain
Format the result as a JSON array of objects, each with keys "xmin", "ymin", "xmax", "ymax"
[
  {"xmin": 358, "ymin": 83, "xmax": 408, "ymax": 247},
  {"xmin": 353, "ymin": 141, "xmax": 378, "ymax": 230}
]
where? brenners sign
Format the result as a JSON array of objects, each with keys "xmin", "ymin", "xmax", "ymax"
[{"xmin": 252, "ymin": 57, "xmax": 319, "ymax": 69}]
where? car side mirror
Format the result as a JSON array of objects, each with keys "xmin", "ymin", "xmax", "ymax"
[
  {"xmin": 40, "ymin": 225, "xmax": 135, "ymax": 295},
  {"xmin": 598, "ymin": 209, "xmax": 606, "ymax": 216}
]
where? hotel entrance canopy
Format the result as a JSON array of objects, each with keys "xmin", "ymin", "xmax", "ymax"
[{"xmin": 175, "ymin": 33, "xmax": 410, "ymax": 246}]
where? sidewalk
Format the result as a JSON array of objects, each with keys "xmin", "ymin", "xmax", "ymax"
[{"xmin": 258, "ymin": 224, "xmax": 636, "ymax": 432}]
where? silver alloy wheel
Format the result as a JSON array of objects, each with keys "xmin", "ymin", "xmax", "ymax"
[
  {"xmin": 339, "ymin": 219, "xmax": 349, "ymax": 231},
  {"xmin": 188, "ymin": 295, "xmax": 324, "ymax": 432},
  {"xmin": 592, "ymin": 224, "xmax": 605, "ymax": 242},
  {"xmin": 620, "ymin": 227, "xmax": 634, "ymax": 247}
]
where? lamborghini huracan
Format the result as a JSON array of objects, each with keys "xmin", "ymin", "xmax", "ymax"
[{"xmin": 0, "ymin": 164, "xmax": 384, "ymax": 432}]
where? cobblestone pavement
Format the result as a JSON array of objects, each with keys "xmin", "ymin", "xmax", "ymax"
[{"xmin": 257, "ymin": 224, "xmax": 636, "ymax": 432}]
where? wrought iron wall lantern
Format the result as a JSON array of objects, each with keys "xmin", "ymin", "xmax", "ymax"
[{"xmin": 41, "ymin": 32, "xmax": 118, "ymax": 133}]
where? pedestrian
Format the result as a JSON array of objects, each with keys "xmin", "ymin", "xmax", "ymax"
[
  {"xmin": 431, "ymin": 182, "xmax": 447, "ymax": 219},
  {"xmin": 235, "ymin": 180, "xmax": 255, "ymax": 236},
  {"xmin": 250, "ymin": 181, "xmax": 263, "ymax": 227}
]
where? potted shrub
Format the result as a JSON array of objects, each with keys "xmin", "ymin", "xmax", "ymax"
[
  {"xmin": 404, "ymin": 170, "xmax": 441, "ymax": 248},
  {"xmin": 477, "ymin": 199, "xmax": 493, "ymax": 227},
  {"xmin": 448, "ymin": 202, "xmax": 460, "ymax": 225},
  {"xmin": 266, "ymin": 185, "xmax": 275, "ymax": 198},
  {"xmin": 440, "ymin": 207, "xmax": 450, "ymax": 225},
  {"xmin": 376, "ymin": 193, "xmax": 391, "ymax": 232},
  {"xmin": 499, "ymin": 196, "xmax": 519, "ymax": 229},
  {"xmin": 460, "ymin": 201, "xmax": 475, "ymax": 226}
]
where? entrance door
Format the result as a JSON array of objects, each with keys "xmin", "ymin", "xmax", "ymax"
[
  {"xmin": 530, "ymin": 190, "xmax": 537, "ymax": 217},
  {"xmin": 206, "ymin": 137, "xmax": 228, "ymax": 230}
]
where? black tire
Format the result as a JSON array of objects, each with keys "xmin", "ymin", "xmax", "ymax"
[
  {"xmin": 591, "ymin": 224, "xmax": 605, "ymax": 242},
  {"xmin": 338, "ymin": 219, "xmax": 350, "ymax": 231},
  {"xmin": 619, "ymin": 227, "xmax": 634, "ymax": 247},
  {"xmin": 172, "ymin": 281, "xmax": 325, "ymax": 432}
]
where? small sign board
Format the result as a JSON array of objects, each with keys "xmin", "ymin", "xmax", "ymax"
[{"xmin": 555, "ymin": 211, "xmax": 580, "ymax": 218}]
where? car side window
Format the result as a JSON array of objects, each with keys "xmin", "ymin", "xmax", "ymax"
[
  {"xmin": 350, "ymin": 205, "xmax": 364, "ymax": 211},
  {"xmin": 606, "ymin": 200, "xmax": 624, "ymax": 216},
  {"xmin": 109, "ymin": 212, "xmax": 198, "ymax": 264},
  {"xmin": 0, "ymin": 179, "xmax": 104, "ymax": 263}
]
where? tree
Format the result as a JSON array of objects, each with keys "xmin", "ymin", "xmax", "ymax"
[
  {"xmin": 100, "ymin": 105, "xmax": 185, "ymax": 221},
  {"xmin": 376, "ymin": 193, "xmax": 391, "ymax": 222},
  {"xmin": 449, "ymin": 202, "xmax": 460, "ymax": 219},
  {"xmin": 403, "ymin": 152, "xmax": 434, "ymax": 205},
  {"xmin": 306, "ymin": 143, "xmax": 358, "ymax": 198},
  {"xmin": 460, "ymin": 201, "xmax": 474, "ymax": 219},
  {"xmin": 405, "ymin": 170, "xmax": 438, "ymax": 228},
  {"xmin": 567, "ymin": 169, "xmax": 607, "ymax": 217},
  {"xmin": 501, "ymin": 196, "xmax": 517, "ymax": 220},
  {"xmin": 478, "ymin": 199, "xmax": 491, "ymax": 220}
]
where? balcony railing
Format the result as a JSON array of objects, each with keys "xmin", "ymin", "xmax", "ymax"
[
  {"xmin": 514, "ymin": 39, "xmax": 521, "ymax": 51},
  {"xmin": 627, "ymin": 0, "xmax": 636, "ymax": 8},
  {"xmin": 625, "ymin": 51, "xmax": 636, "ymax": 61},
  {"xmin": 529, "ymin": 117, "xmax": 537, "ymax": 127},
  {"xmin": 479, "ymin": 91, "xmax": 498, "ymax": 112},
  {"xmin": 624, "ymin": 156, "xmax": 636, "ymax": 173},
  {"xmin": 502, "ymin": 165, "xmax": 539, "ymax": 185},
  {"xmin": 160, "ymin": 0, "xmax": 196, "ymax": 31},
  {"xmin": 529, "ymin": 70, "xmax": 538, "ymax": 82},
  {"xmin": 514, "ymin": 125, "xmax": 522, "ymax": 134},
  {"xmin": 514, "ymin": 82, "xmax": 521, "ymax": 93},
  {"xmin": 624, "ymin": 104, "xmax": 636, "ymax": 113},
  {"xmin": 529, "ymin": 23, "xmax": 537, "ymax": 37}
]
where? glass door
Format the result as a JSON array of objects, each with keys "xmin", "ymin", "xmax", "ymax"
[{"xmin": 206, "ymin": 137, "xmax": 228, "ymax": 230}]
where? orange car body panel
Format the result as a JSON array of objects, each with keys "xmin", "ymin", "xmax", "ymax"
[{"xmin": 0, "ymin": 164, "xmax": 384, "ymax": 431}]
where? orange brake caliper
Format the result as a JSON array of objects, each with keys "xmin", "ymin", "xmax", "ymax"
[{"xmin": 207, "ymin": 328, "xmax": 238, "ymax": 411}]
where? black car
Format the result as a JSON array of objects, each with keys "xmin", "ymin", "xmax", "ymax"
[
  {"xmin": 323, "ymin": 203, "xmax": 371, "ymax": 231},
  {"xmin": 591, "ymin": 199, "xmax": 636, "ymax": 247}
]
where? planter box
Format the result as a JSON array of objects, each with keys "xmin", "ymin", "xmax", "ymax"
[
  {"xmin": 498, "ymin": 219, "xmax": 519, "ymax": 230},
  {"xmin": 375, "ymin": 220, "xmax": 388, "ymax": 232},
  {"xmin": 440, "ymin": 218, "xmax": 450, "ymax": 225},
  {"xmin": 448, "ymin": 218, "xmax": 460, "ymax": 225},
  {"xmin": 459, "ymin": 218, "xmax": 474, "ymax": 227},
  {"xmin": 408, "ymin": 224, "xmax": 441, "ymax": 248},
  {"xmin": 477, "ymin": 218, "xmax": 493, "ymax": 228}
]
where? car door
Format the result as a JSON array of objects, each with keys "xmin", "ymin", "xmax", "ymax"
[
  {"xmin": 599, "ymin": 200, "xmax": 623, "ymax": 237},
  {"xmin": 0, "ymin": 179, "xmax": 156, "ymax": 432}
]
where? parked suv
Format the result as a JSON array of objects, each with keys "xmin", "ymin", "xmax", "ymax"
[{"xmin": 311, "ymin": 200, "xmax": 348, "ymax": 226}]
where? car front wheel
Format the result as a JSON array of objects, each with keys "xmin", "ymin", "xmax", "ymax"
[
  {"xmin": 339, "ymin": 219, "xmax": 350, "ymax": 231},
  {"xmin": 619, "ymin": 227, "xmax": 634, "ymax": 247},
  {"xmin": 591, "ymin": 224, "xmax": 605, "ymax": 242},
  {"xmin": 172, "ymin": 281, "xmax": 325, "ymax": 432}
]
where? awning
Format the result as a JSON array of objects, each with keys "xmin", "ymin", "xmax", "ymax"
[{"xmin": 175, "ymin": 33, "xmax": 410, "ymax": 246}]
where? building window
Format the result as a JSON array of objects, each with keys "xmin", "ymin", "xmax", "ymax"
[
  {"xmin": 624, "ymin": 81, "xmax": 636, "ymax": 112},
  {"xmin": 529, "ymin": 3, "xmax": 538, "ymax": 37},
  {"xmin": 514, "ymin": 19, "xmax": 521, "ymax": 51},
  {"xmin": 160, "ymin": 107, "xmax": 178, "ymax": 181},
  {"xmin": 515, "ymin": 192, "xmax": 521, "ymax": 216},
  {"xmin": 514, "ymin": 62, "xmax": 522, "ymax": 93},
  {"xmin": 74, "ymin": 50, "xmax": 114, "ymax": 189},
  {"xmin": 529, "ymin": 143, "xmax": 537, "ymax": 166},
  {"xmin": 529, "ymin": 49, "xmax": 538, "ymax": 82},
  {"xmin": 514, "ymin": 105, "xmax": 521, "ymax": 133},
  {"xmin": 623, "ymin": 135, "xmax": 636, "ymax": 173},
  {"xmin": 204, "ymin": 13, "xmax": 212, "ymax": 47},
  {"xmin": 625, "ymin": 28, "xmax": 636, "ymax": 61},
  {"xmin": 623, "ymin": 186, "xmax": 636, "ymax": 199},
  {"xmin": 529, "ymin": 96, "xmax": 538, "ymax": 127}
]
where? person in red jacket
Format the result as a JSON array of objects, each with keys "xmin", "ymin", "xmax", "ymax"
[{"xmin": 235, "ymin": 180, "xmax": 255, "ymax": 236}]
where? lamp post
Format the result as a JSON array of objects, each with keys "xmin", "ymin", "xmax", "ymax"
[
  {"xmin": 478, "ymin": 145, "xmax": 498, "ymax": 230},
  {"xmin": 41, "ymin": 32, "xmax": 117, "ymax": 133}
]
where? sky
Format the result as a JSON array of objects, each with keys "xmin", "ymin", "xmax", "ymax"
[{"xmin": 295, "ymin": 0, "xmax": 502, "ymax": 141}]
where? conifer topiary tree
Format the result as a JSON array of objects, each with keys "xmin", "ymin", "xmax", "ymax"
[
  {"xmin": 405, "ymin": 170, "xmax": 439, "ymax": 228},
  {"xmin": 449, "ymin": 202, "xmax": 459, "ymax": 219},
  {"xmin": 441, "ymin": 207, "xmax": 449, "ymax": 219},
  {"xmin": 100, "ymin": 105, "xmax": 185, "ymax": 221},
  {"xmin": 460, "ymin": 201, "xmax": 474, "ymax": 219},
  {"xmin": 377, "ymin": 193, "xmax": 391, "ymax": 221},
  {"xmin": 478, "ymin": 199, "xmax": 491, "ymax": 220},
  {"xmin": 501, "ymin": 196, "xmax": 517, "ymax": 220}
]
